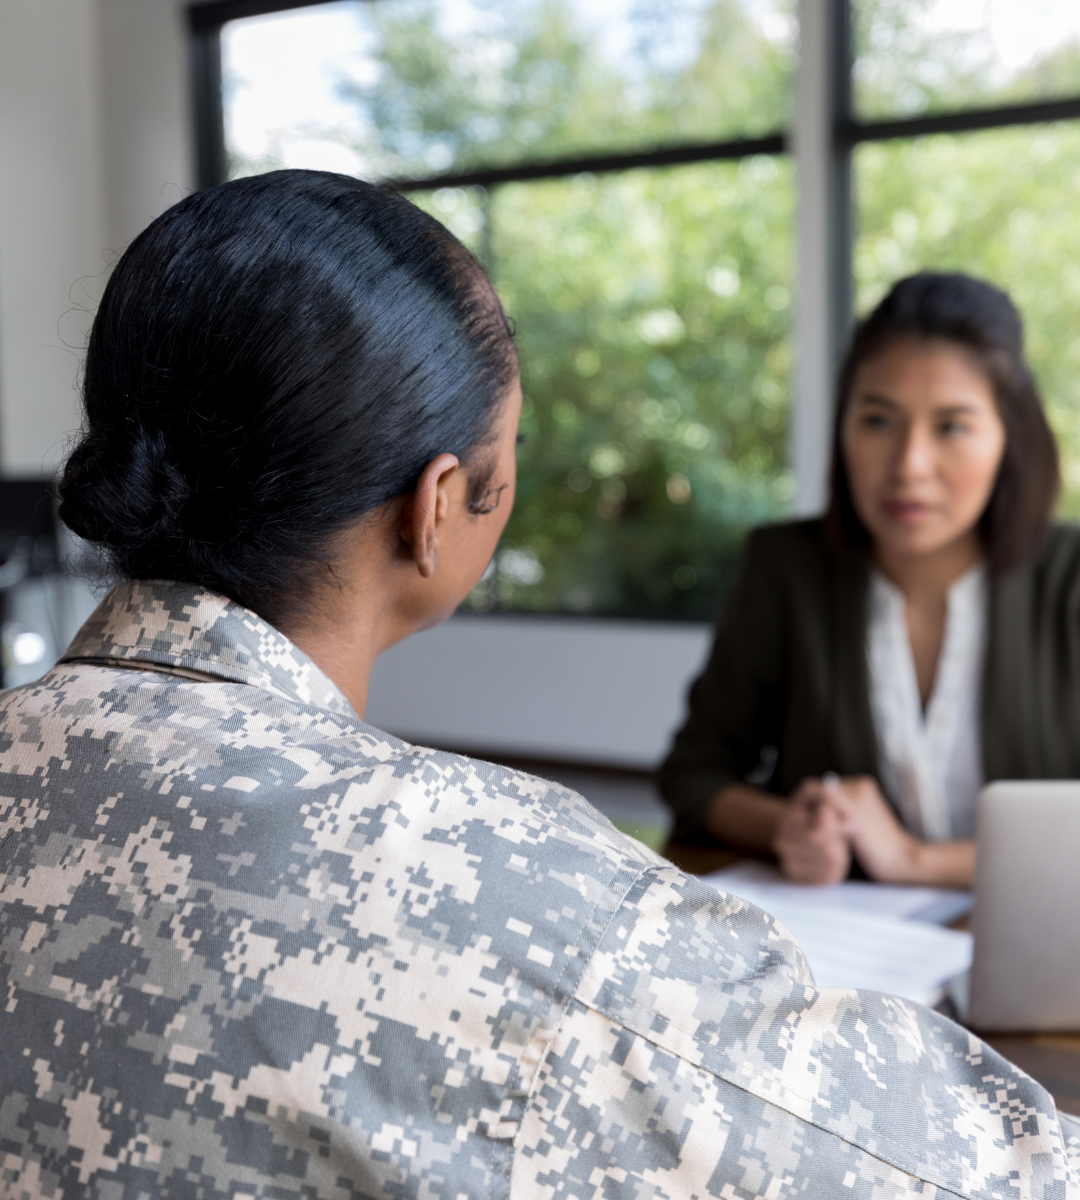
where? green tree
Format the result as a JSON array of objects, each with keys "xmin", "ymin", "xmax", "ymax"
[
  {"xmin": 854, "ymin": 0, "xmax": 1080, "ymax": 118},
  {"xmin": 340, "ymin": 0, "xmax": 793, "ymax": 175},
  {"xmin": 232, "ymin": 0, "xmax": 1080, "ymax": 611},
  {"xmin": 478, "ymin": 161, "xmax": 792, "ymax": 617}
]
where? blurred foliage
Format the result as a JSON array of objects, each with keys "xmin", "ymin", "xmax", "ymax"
[
  {"xmin": 856, "ymin": 123, "xmax": 1080, "ymax": 515},
  {"xmin": 854, "ymin": 0, "xmax": 1080, "ymax": 119},
  {"xmin": 483, "ymin": 162, "xmax": 792, "ymax": 618},
  {"xmin": 339, "ymin": 0, "xmax": 794, "ymax": 177}
]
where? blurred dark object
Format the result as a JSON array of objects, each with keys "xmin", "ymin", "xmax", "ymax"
[
  {"xmin": 0, "ymin": 480, "xmax": 59, "ymax": 687},
  {"xmin": 0, "ymin": 478, "xmax": 57, "ymax": 587}
]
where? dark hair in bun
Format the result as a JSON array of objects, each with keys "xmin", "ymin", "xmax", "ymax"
[{"xmin": 59, "ymin": 169, "xmax": 517, "ymax": 625}]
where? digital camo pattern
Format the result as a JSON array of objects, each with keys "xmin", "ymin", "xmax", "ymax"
[
  {"xmin": 0, "ymin": 579, "xmax": 1074, "ymax": 1200},
  {"xmin": 63, "ymin": 579, "xmax": 355, "ymax": 715}
]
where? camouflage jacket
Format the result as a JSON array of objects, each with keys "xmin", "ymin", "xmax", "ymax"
[{"xmin": 0, "ymin": 579, "xmax": 1076, "ymax": 1200}]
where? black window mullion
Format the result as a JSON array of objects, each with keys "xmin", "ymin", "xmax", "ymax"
[
  {"xmin": 189, "ymin": 0, "xmax": 337, "ymax": 32},
  {"xmin": 832, "ymin": 0, "xmax": 854, "ymax": 368},
  {"xmin": 387, "ymin": 133, "xmax": 788, "ymax": 194},
  {"xmin": 846, "ymin": 96, "xmax": 1080, "ymax": 146},
  {"xmin": 190, "ymin": 25, "xmax": 228, "ymax": 191}
]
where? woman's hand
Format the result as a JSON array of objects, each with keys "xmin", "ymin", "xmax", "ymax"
[
  {"xmin": 816, "ymin": 775, "xmax": 923, "ymax": 884},
  {"xmin": 716, "ymin": 775, "xmax": 975, "ymax": 888},
  {"xmin": 771, "ymin": 780, "xmax": 851, "ymax": 885},
  {"xmin": 816, "ymin": 775, "xmax": 977, "ymax": 887}
]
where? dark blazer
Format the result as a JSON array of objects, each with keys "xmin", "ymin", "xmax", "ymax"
[{"xmin": 659, "ymin": 518, "xmax": 1080, "ymax": 833}]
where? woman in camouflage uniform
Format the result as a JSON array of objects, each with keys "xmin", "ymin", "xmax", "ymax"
[{"xmin": 0, "ymin": 171, "xmax": 1076, "ymax": 1200}]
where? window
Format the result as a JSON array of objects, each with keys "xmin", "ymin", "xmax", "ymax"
[
  {"xmin": 223, "ymin": 0, "xmax": 794, "ymax": 176},
  {"xmin": 191, "ymin": 0, "xmax": 1080, "ymax": 612},
  {"xmin": 853, "ymin": 0, "xmax": 1080, "ymax": 119}
]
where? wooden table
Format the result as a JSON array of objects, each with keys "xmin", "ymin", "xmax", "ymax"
[{"xmin": 663, "ymin": 839, "xmax": 1080, "ymax": 1119}]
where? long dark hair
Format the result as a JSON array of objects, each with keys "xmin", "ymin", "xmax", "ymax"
[
  {"xmin": 824, "ymin": 271, "xmax": 1059, "ymax": 576},
  {"xmin": 58, "ymin": 170, "xmax": 518, "ymax": 625}
]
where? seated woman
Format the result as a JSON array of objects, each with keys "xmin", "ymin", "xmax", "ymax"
[
  {"xmin": 0, "ymin": 179, "xmax": 1075, "ymax": 1199},
  {"xmin": 661, "ymin": 271, "xmax": 1067, "ymax": 888}
]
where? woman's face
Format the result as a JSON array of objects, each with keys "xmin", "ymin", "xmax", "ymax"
[{"xmin": 842, "ymin": 338, "xmax": 1007, "ymax": 563}]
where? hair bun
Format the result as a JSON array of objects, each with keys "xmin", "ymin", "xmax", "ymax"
[{"xmin": 58, "ymin": 425, "xmax": 192, "ymax": 570}]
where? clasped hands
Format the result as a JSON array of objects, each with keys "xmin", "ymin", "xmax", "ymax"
[{"xmin": 772, "ymin": 774, "xmax": 924, "ymax": 886}]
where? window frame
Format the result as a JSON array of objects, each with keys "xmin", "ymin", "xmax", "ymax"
[
  {"xmin": 189, "ymin": 0, "xmax": 789, "ymax": 194},
  {"xmin": 190, "ymin": 0, "xmax": 1080, "ymax": 292}
]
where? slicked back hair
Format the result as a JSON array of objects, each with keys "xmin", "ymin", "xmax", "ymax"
[{"xmin": 58, "ymin": 170, "xmax": 518, "ymax": 626}]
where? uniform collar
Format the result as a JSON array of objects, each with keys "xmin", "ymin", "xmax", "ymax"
[{"xmin": 60, "ymin": 579, "xmax": 358, "ymax": 719}]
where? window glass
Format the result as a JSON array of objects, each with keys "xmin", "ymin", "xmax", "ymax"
[
  {"xmin": 222, "ymin": 0, "xmax": 795, "ymax": 181},
  {"xmin": 415, "ymin": 159, "xmax": 794, "ymax": 619},
  {"xmin": 853, "ymin": 0, "xmax": 1080, "ymax": 120},
  {"xmin": 855, "ymin": 123, "xmax": 1080, "ymax": 515}
]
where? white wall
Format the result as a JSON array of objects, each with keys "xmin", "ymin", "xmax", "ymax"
[
  {"xmin": 0, "ymin": 0, "xmax": 106, "ymax": 476},
  {"xmin": 0, "ymin": 0, "xmax": 194, "ymax": 478},
  {"xmin": 98, "ymin": 0, "xmax": 194, "ymax": 255},
  {"xmin": 367, "ymin": 616, "xmax": 712, "ymax": 769}
]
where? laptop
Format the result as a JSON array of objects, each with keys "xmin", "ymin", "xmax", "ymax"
[{"xmin": 968, "ymin": 780, "xmax": 1080, "ymax": 1032}]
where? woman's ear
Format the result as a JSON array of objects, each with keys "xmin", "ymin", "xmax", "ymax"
[{"xmin": 399, "ymin": 454, "xmax": 461, "ymax": 578}]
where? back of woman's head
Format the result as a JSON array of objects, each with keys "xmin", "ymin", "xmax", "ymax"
[
  {"xmin": 825, "ymin": 270, "xmax": 1059, "ymax": 574},
  {"xmin": 59, "ymin": 170, "xmax": 517, "ymax": 624}
]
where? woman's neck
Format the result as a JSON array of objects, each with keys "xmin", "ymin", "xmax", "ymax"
[
  {"xmin": 874, "ymin": 531, "xmax": 983, "ymax": 603},
  {"xmin": 275, "ymin": 518, "xmax": 417, "ymax": 721}
]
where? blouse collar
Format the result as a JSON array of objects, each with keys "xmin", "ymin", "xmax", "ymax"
[{"xmin": 60, "ymin": 579, "xmax": 358, "ymax": 719}]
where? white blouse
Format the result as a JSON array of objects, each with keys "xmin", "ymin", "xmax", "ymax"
[{"xmin": 866, "ymin": 565, "xmax": 988, "ymax": 841}]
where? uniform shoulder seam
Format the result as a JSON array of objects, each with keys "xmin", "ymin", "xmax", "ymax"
[{"xmin": 572, "ymin": 987, "xmax": 967, "ymax": 1198}]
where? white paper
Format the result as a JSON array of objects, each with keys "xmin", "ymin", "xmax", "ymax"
[
  {"xmin": 700, "ymin": 862, "xmax": 973, "ymax": 1006},
  {"xmin": 706, "ymin": 861, "xmax": 973, "ymax": 924}
]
